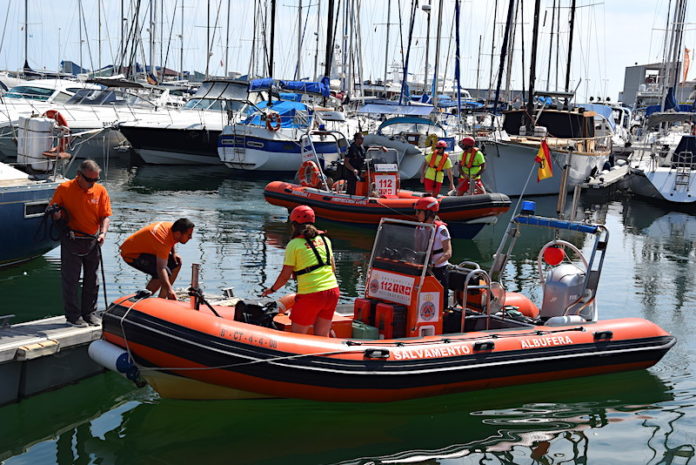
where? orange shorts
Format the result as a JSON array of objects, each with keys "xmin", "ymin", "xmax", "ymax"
[
  {"xmin": 291, "ymin": 287, "xmax": 340, "ymax": 326},
  {"xmin": 423, "ymin": 178, "xmax": 444, "ymax": 196}
]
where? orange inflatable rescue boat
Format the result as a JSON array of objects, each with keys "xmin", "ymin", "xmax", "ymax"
[
  {"xmin": 93, "ymin": 207, "xmax": 675, "ymax": 402},
  {"xmin": 264, "ymin": 155, "xmax": 510, "ymax": 238}
]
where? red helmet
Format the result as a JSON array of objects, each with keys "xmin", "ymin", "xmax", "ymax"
[
  {"xmin": 414, "ymin": 196, "xmax": 440, "ymax": 212},
  {"xmin": 461, "ymin": 136, "xmax": 475, "ymax": 148},
  {"xmin": 289, "ymin": 205, "xmax": 315, "ymax": 224},
  {"xmin": 435, "ymin": 140, "xmax": 447, "ymax": 149}
]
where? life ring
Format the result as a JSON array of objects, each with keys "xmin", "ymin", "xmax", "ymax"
[
  {"xmin": 425, "ymin": 133, "xmax": 439, "ymax": 149},
  {"xmin": 265, "ymin": 112, "xmax": 282, "ymax": 132},
  {"xmin": 42, "ymin": 109, "xmax": 70, "ymax": 152},
  {"xmin": 297, "ymin": 160, "xmax": 322, "ymax": 188}
]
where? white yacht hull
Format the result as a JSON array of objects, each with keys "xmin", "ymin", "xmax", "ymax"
[{"xmin": 629, "ymin": 165, "xmax": 696, "ymax": 204}]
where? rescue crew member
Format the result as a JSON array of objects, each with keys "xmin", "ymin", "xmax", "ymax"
[
  {"xmin": 119, "ymin": 218, "xmax": 195, "ymax": 300},
  {"xmin": 50, "ymin": 159, "xmax": 112, "ymax": 327},
  {"xmin": 420, "ymin": 140, "xmax": 455, "ymax": 197},
  {"xmin": 261, "ymin": 206, "xmax": 339, "ymax": 337},
  {"xmin": 414, "ymin": 197, "xmax": 452, "ymax": 310},
  {"xmin": 456, "ymin": 136, "xmax": 486, "ymax": 195},
  {"xmin": 344, "ymin": 132, "xmax": 366, "ymax": 195}
]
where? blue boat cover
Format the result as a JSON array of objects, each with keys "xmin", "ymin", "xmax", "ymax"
[
  {"xmin": 674, "ymin": 135, "xmax": 696, "ymax": 164},
  {"xmin": 514, "ymin": 215, "xmax": 598, "ymax": 234},
  {"xmin": 358, "ymin": 103, "xmax": 434, "ymax": 116},
  {"xmin": 248, "ymin": 77, "xmax": 330, "ymax": 97},
  {"xmin": 242, "ymin": 100, "xmax": 312, "ymax": 129},
  {"xmin": 580, "ymin": 103, "xmax": 616, "ymax": 131}
]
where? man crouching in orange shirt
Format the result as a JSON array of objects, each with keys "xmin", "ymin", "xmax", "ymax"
[{"xmin": 119, "ymin": 219, "xmax": 195, "ymax": 299}]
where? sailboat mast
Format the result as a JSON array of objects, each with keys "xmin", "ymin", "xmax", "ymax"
[
  {"xmin": 324, "ymin": 0, "xmax": 335, "ymax": 79},
  {"xmin": 564, "ymin": 0, "xmax": 576, "ymax": 95},
  {"xmin": 269, "ymin": 0, "xmax": 276, "ymax": 77},
  {"xmin": 79, "ymin": 0, "xmax": 83, "ymax": 69},
  {"xmin": 526, "ymin": 0, "xmax": 542, "ymax": 132},
  {"xmin": 295, "ymin": 0, "xmax": 302, "ymax": 80},
  {"xmin": 546, "ymin": 0, "xmax": 556, "ymax": 90},
  {"xmin": 314, "ymin": 0, "xmax": 320, "ymax": 79},
  {"xmin": 205, "ymin": 0, "xmax": 210, "ymax": 78},
  {"xmin": 225, "ymin": 0, "xmax": 230, "ymax": 77},
  {"xmin": 23, "ymin": 0, "xmax": 28, "ymax": 69},
  {"xmin": 492, "ymin": 0, "xmax": 516, "ymax": 114},
  {"xmin": 384, "ymin": 0, "xmax": 391, "ymax": 86},
  {"xmin": 424, "ymin": 0, "xmax": 431, "ymax": 96},
  {"xmin": 431, "ymin": 0, "xmax": 443, "ymax": 105},
  {"xmin": 180, "ymin": 0, "xmax": 184, "ymax": 79}
]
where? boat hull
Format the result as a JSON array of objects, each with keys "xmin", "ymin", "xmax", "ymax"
[
  {"xmin": 102, "ymin": 297, "xmax": 675, "ymax": 402},
  {"xmin": 482, "ymin": 139, "xmax": 609, "ymax": 196},
  {"xmin": 0, "ymin": 180, "xmax": 60, "ymax": 266},
  {"xmin": 217, "ymin": 126, "xmax": 345, "ymax": 172},
  {"xmin": 119, "ymin": 126, "xmax": 222, "ymax": 165},
  {"xmin": 263, "ymin": 181, "xmax": 511, "ymax": 238},
  {"xmin": 629, "ymin": 166, "xmax": 696, "ymax": 204}
]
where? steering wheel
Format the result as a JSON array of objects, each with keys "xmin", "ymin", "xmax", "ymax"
[{"xmin": 536, "ymin": 240, "xmax": 588, "ymax": 284}]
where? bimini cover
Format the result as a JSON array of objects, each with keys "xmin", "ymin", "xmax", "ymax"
[
  {"xmin": 580, "ymin": 103, "xmax": 616, "ymax": 131},
  {"xmin": 243, "ymin": 100, "xmax": 312, "ymax": 129},
  {"xmin": 377, "ymin": 116, "xmax": 444, "ymax": 134},
  {"xmin": 358, "ymin": 103, "xmax": 434, "ymax": 116}
]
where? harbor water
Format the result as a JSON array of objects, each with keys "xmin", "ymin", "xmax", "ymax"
[{"xmin": 1, "ymin": 158, "xmax": 695, "ymax": 465}]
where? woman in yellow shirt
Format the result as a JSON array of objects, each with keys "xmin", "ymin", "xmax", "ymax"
[{"xmin": 262, "ymin": 206, "xmax": 339, "ymax": 336}]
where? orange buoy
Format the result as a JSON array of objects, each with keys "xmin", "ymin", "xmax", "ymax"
[
  {"xmin": 504, "ymin": 291, "xmax": 540, "ymax": 318},
  {"xmin": 543, "ymin": 246, "xmax": 565, "ymax": 266},
  {"xmin": 277, "ymin": 293, "xmax": 296, "ymax": 313}
]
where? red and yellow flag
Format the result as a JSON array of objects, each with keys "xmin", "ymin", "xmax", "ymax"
[{"xmin": 534, "ymin": 140, "xmax": 553, "ymax": 181}]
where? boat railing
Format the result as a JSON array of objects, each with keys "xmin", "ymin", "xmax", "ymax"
[{"xmin": 672, "ymin": 150, "xmax": 696, "ymax": 170}]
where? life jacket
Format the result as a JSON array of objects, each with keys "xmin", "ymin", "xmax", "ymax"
[
  {"xmin": 295, "ymin": 234, "xmax": 332, "ymax": 276},
  {"xmin": 431, "ymin": 220, "xmax": 448, "ymax": 255},
  {"xmin": 428, "ymin": 151, "xmax": 449, "ymax": 172},
  {"xmin": 460, "ymin": 147, "xmax": 483, "ymax": 177}
]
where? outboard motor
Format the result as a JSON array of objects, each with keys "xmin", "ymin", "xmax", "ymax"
[{"xmin": 540, "ymin": 262, "xmax": 596, "ymax": 323}]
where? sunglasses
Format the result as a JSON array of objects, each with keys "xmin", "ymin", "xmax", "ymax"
[{"xmin": 80, "ymin": 172, "xmax": 100, "ymax": 183}]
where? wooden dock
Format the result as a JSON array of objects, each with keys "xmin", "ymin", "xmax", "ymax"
[{"xmin": 0, "ymin": 316, "xmax": 103, "ymax": 406}]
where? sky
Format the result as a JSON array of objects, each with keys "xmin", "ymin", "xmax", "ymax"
[{"xmin": 0, "ymin": 0, "xmax": 692, "ymax": 103}]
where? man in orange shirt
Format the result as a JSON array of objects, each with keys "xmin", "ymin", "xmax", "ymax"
[
  {"xmin": 50, "ymin": 159, "xmax": 112, "ymax": 327},
  {"xmin": 119, "ymin": 219, "xmax": 195, "ymax": 300}
]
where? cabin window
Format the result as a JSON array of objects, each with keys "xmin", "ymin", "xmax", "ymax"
[
  {"xmin": 24, "ymin": 201, "xmax": 49, "ymax": 218},
  {"xmin": 52, "ymin": 92, "xmax": 72, "ymax": 104}
]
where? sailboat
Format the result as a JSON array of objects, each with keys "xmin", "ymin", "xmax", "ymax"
[{"xmin": 628, "ymin": 0, "xmax": 696, "ymax": 205}]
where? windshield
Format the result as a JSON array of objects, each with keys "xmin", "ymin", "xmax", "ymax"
[
  {"xmin": 65, "ymin": 89, "xmax": 155, "ymax": 107},
  {"xmin": 183, "ymin": 98, "xmax": 245, "ymax": 112},
  {"xmin": 379, "ymin": 121, "xmax": 446, "ymax": 137},
  {"xmin": 4, "ymin": 86, "xmax": 55, "ymax": 101},
  {"xmin": 371, "ymin": 220, "xmax": 433, "ymax": 276}
]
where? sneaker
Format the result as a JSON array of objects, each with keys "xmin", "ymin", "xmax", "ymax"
[
  {"xmin": 66, "ymin": 317, "xmax": 88, "ymax": 328},
  {"xmin": 82, "ymin": 313, "xmax": 102, "ymax": 327}
]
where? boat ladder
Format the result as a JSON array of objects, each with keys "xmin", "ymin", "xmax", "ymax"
[{"xmin": 673, "ymin": 151, "xmax": 695, "ymax": 191}]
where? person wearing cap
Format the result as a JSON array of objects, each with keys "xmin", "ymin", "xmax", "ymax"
[
  {"xmin": 414, "ymin": 197, "xmax": 452, "ymax": 310},
  {"xmin": 344, "ymin": 132, "xmax": 366, "ymax": 195},
  {"xmin": 456, "ymin": 136, "xmax": 486, "ymax": 195},
  {"xmin": 262, "ymin": 205, "xmax": 339, "ymax": 336},
  {"xmin": 420, "ymin": 140, "xmax": 455, "ymax": 197}
]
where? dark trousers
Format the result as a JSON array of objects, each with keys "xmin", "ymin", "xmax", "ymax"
[
  {"xmin": 60, "ymin": 236, "xmax": 100, "ymax": 321},
  {"xmin": 346, "ymin": 172, "xmax": 360, "ymax": 195},
  {"xmin": 432, "ymin": 265, "xmax": 449, "ymax": 310}
]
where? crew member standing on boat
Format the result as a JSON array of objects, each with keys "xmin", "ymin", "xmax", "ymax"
[
  {"xmin": 119, "ymin": 219, "xmax": 195, "ymax": 300},
  {"xmin": 262, "ymin": 206, "xmax": 339, "ymax": 337},
  {"xmin": 414, "ymin": 197, "xmax": 452, "ymax": 310},
  {"xmin": 50, "ymin": 159, "xmax": 112, "ymax": 327},
  {"xmin": 420, "ymin": 140, "xmax": 455, "ymax": 196},
  {"xmin": 456, "ymin": 137, "xmax": 486, "ymax": 195},
  {"xmin": 344, "ymin": 132, "xmax": 366, "ymax": 195}
]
